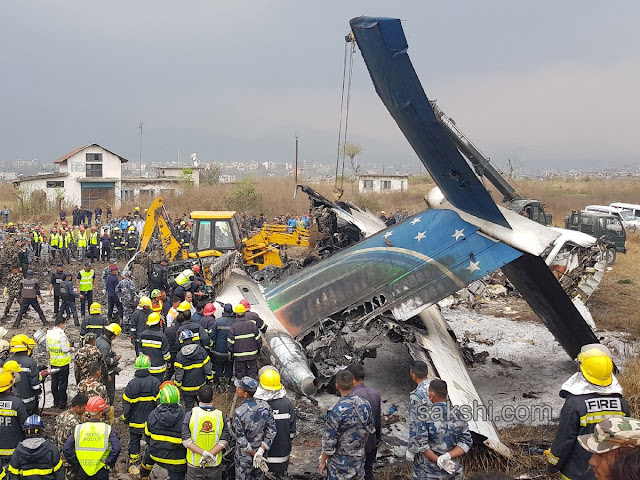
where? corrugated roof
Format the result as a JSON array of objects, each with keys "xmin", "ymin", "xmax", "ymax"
[
  {"xmin": 54, "ymin": 144, "xmax": 129, "ymax": 164},
  {"xmin": 11, "ymin": 172, "xmax": 69, "ymax": 184}
]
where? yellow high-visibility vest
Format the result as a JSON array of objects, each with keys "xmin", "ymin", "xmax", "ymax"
[
  {"xmin": 187, "ymin": 407, "xmax": 223, "ymax": 467},
  {"xmin": 49, "ymin": 234, "xmax": 59, "ymax": 246},
  {"xmin": 46, "ymin": 327, "xmax": 71, "ymax": 366},
  {"xmin": 74, "ymin": 422, "xmax": 111, "ymax": 476},
  {"xmin": 79, "ymin": 269, "xmax": 95, "ymax": 292},
  {"xmin": 90, "ymin": 232, "xmax": 98, "ymax": 245},
  {"xmin": 77, "ymin": 233, "xmax": 88, "ymax": 248}
]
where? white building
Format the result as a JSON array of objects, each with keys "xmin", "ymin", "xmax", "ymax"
[{"xmin": 358, "ymin": 174, "xmax": 409, "ymax": 193}]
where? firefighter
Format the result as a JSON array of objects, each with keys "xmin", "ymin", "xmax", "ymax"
[
  {"xmin": 13, "ymin": 270, "xmax": 48, "ymax": 328},
  {"xmin": 227, "ymin": 304, "xmax": 262, "ymax": 379},
  {"xmin": 8, "ymin": 414, "xmax": 63, "ymax": 480},
  {"xmin": 111, "ymin": 227, "xmax": 123, "ymax": 259},
  {"xmin": 76, "ymin": 263, "xmax": 96, "ymax": 318},
  {"xmin": 45, "ymin": 316, "xmax": 72, "ymax": 409},
  {"xmin": 239, "ymin": 299, "xmax": 267, "ymax": 335},
  {"xmin": 122, "ymin": 355, "xmax": 161, "ymax": 475},
  {"xmin": 63, "ymin": 396, "xmax": 121, "ymax": 480},
  {"xmin": 140, "ymin": 384, "xmax": 187, "ymax": 480},
  {"xmin": 8, "ymin": 335, "xmax": 41, "ymax": 415},
  {"xmin": 139, "ymin": 312, "xmax": 171, "ymax": 381},
  {"xmin": 171, "ymin": 269, "xmax": 195, "ymax": 301},
  {"xmin": 125, "ymin": 226, "xmax": 138, "ymax": 259},
  {"xmin": 80, "ymin": 302, "xmax": 108, "ymax": 339},
  {"xmin": 96, "ymin": 324, "xmax": 122, "ymax": 406},
  {"xmin": 150, "ymin": 289, "xmax": 164, "ymax": 318},
  {"xmin": 546, "ymin": 344, "xmax": 629, "ymax": 480},
  {"xmin": 0, "ymin": 371, "xmax": 27, "ymax": 467},
  {"xmin": 175, "ymin": 330, "xmax": 213, "ymax": 410},
  {"xmin": 130, "ymin": 296, "xmax": 152, "ymax": 355},
  {"xmin": 176, "ymin": 302, "xmax": 211, "ymax": 352},
  {"xmin": 210, "ymin": 304, "xmax": 235, "ymax": 388}
]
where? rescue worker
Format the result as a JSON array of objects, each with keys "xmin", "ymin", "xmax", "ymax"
[
  {"xmin": 58, "ymin": 228, "xmax": 72, "ymax": 265},
  {"xmin": 166, "ymin": 296, "xmax": 181, "ymax": 328},
  {"xmin": 0, "ymin": 371, "xmax": 27, "ymax": 467},
  {"xmin": 80, "ymin": 303, "xmax": 108, "ymax": 339},
  {"xmin": 125, "ymin": 226, "xmax": 138, "ymax": 258},
  {"xmin": 58, "ymin": 272, "xmax": 81, "ymax": 326},
  {"xmin": 210, "ymin": 304, "xmax": 235, "ymax": 387},
  {"xmin": 149, "ymin": 258, "xmax": 170, "ymax": 292},
  {"xmin": 409, "ymin": 379, "xmax": 473, "ymax": 480},
  {"xmin": 100, "ymin": 259, "xmax": 117, "ymax": 293},
  {"xmin": 150, "ymin": 289, "xmax": 164, "ymax": 320},
  {"xmin": 255, "ymin": 368, "xmax": 296, "ymax": 478},
  {"xmin": 74, "ymin": 333, "xmax": 103, "ymax": 384},
  {"xmin": 181, "ymin": 384, "xmax": 229, "ymax": 480},
  {"xmin": 49, "ymin": 228, "xmax": 59, "ymax": 261},
  {"xmin": 2, "ymin": 266, "xmax": 23, "ymax": 319},
  {"xmin": 77, "ymin": 363, "xmax": 109, "ymax": 407},
  {"xmin": 239, "ymin": 300, "xmax": 267, "ymax": 335},
  {"xmin": 49, "ymin": 263, "xmax": 66, "ymax": 317},
  {"xmin": 76, "ymin": 227, "xmax": 88, "ymax": 262},
  {"xmin": 140, "ymin": 312, "xmax": 171, "ymax": 380},
  {"xmin": 63, "ymin": 396, "xmax": 121, "ymax": 480},
  {"xmin": 130, "ymin": 296, "xmax": 152, "ymax": 355},
  {"xmin": 348, "ymin": 364, "xmax": 382, "ymax": 480},
  {"xmin": 8, "ymin": 335, "xmax": 41, "ymax": 415},
  {"xmin": 547, "ymin": 344, "xmax": 629, "ymax": 480},
  {"xmin": 99, "ymin": 230, "xmax": 110, "ymax": 261},
  {"xmin": 88, "ymin": 227, "xmax": 99, "ymax": 263},
  {"xmin": 319, "ymin": 370, "xmax": 374, "ymax": 480},
  {"xmin": 111, "ymin": 227, "xmax": 123, "ymax": 260},
  {"xmin": 199, "ymin": 303, "xmax": 216, "ymax": 335},
  {"xmin": 234, "ymin": 376, "xmax": 276, "ymax": 480},
  {"xmin": 105, "ymin": 265, "xmax": 122, "ymax": 322},
  {"xmin": 54, "ymin": 394, "xmax": 88, "ymax": 480},
  {"xmin": 32, "ymin": 226, "xmax": 43, "ymax": 259},
  {"xmin": 77, "ymin": 263, "xmax": 96, "ymax": 318},
  {"xmin": 13, "ymin": 270, "xmax": 48, "ymax": 328},
  {"xmin": 46, "ymin": 316, "xmax": 71, "ymax": 409},
  {"xmin": 122, "ymin": 355, "xmax": 161, "ymax": 474},
  {"xmin": 176, "ymin": 302, "xmax": 211, "ymax": 352},
  {"xmin": 96, "ymin": 324, "xmax": 122, "ymax": 405},
  {"xmin": 8, "ymin": 415, "xmax": 63, "ymax": 480},
  {"xmin": 140, "ymin": 384, "xmax": 187, "ymax": 480},
  {"xmin": 407, "ymin": 360, "xmax": 432, "ymax": 463},
  {"xmin": 115, "ymin": 270, "xmax": 136, "ymax": 334},
  {"xmin": 171, "ymin": 269, "xmax": 195, "ymax": 301},
  {"xmin": 164, "ymin": 298, "xmax": 183, "ymax": 382},
  {"xmin": 175, "ymin": 330, "xmax": 213, "ymax": 410},
  {"xmin": 227, "ymin": 304, "xmax": 262, "ymax": 379}
]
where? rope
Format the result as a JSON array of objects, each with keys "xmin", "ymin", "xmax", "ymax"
[
  {"xmin": 335, "ymin": 34, "xmax": 356, "ymax": 193},
  {"xmin": 340, "ymin": 39, "xmax": 356, "ymax": 192},
  {"xmin": 334, "ymin": 39, "xmax": 350, "ymax": 190}
]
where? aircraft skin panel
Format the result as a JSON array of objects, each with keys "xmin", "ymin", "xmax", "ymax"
[
  {"xmin": 349, "ymin": 16, "xmax": 510, "ymax": 229},
  {"xmin": 266, "ymin": 209, "xmax": 521, "ymax": 337}
]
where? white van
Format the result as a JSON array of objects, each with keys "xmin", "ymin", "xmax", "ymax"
[
  {"xmin": 585, "ymin": 205, "xmax": 639, "ymax": 232},
  {"xmin": 610, "ymin": 202, "xmax": 640, "ymax": 218}
]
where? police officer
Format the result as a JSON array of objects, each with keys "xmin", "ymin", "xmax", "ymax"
[
  {"xmin": 140, "ymin": 385, "xmax": 187, "ymax": 480},
  {"xmin": 77, "ymin": 263, "xmax": 96, "ymax": 317},
  {"xmin": 8, "ymin": 415, "xmax": 63, "ymax": 480},
  {"xmin": 130, "ymin": 297, "xmax": 152, "ymax": 355},
  {"xmin": 407, "ymin": 360, "xmax": 431, "ymax": 463},
  {"xmin": 74, "ymin": 334, "xmax": 103, "ymax": 384},
  {"xmin": 255, "ymin": 368, "xmax": 296, "ymax": 478},
  {"xmin": 182, "ymin": 384, "xmax": 230, "ymax": 480},
  {"xmin": 54, "ymin": 393, "xmax": 88, "ymax": 480},
  {"xmin": 63, "ymin": 396, "xmax": 121, "ymax": 480},
  {"xmin": 227, "ymin": 304, "xmax": 262, "ymax": 379},
  {"xmin": 319, "ymin": 370, "xmax": 375, "ymax": 480},
  {"xmin": 139, "ymin": 313, "xmax": 171, "ymax": 381},
  {"xmin": 0, "ymin": 371, "xmax": 27, "ymax": 467},
  {"xmin": 210, "ymin": 304, "xmax": 235, "ymax": 388},
  {"xmin": 149, "ymin": 258, "xmax": 170, "ymax": 292},
  {"xmin": 46, "ymin": 316, "xmax": 72, "ymax": 409},
  {"xmin": 233, "ymin": 377, "xmax": 276, "ymax": 480},
  {"xmin": 123, "ymin": 355, "xmax": 161, "ymax": 473},
  {"xmin": 8, "ymin": 335, "xmax": 41, "ymax": 415},
  {"xmin": 80, "ymin": 303, "xmax": 108, "ymax": 339},
  {"xmin": 115, "ymin": 270, "xmax": 136, "ymax": 333},
  {"xmin": 105, "ymin": 265, "xmax": 122, "ymax": 322},
  {"xmin": 13, "ymin": 270, "xmax": 48, "ymax": 328},
  {"xmin": 547, "ymin": 344, "xmax": 629, "ymax": 480},
  {"xmin": 2, "ymin": 265, "xmax": 22, "ymax": 320},
  {"xmin": 58, "ymin": 272, "xmax": 81, "ymax": 327},
  {"xmin": 96, "ymin": 324, "xmax": 122, "ymax": 405},
  {"xmin": 175, "ymin": 330, "xmax": 213, "ymax": 410},
  {"xmin": 49, "ymin": 263, "xmax": 66, "ymax": 317}
]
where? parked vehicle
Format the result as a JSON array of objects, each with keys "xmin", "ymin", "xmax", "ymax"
[
  {"xmin": 585, "ymin": 205, "xmax": 638, "ymax": 233},
  {"xmin": 565, "ymin": 210, "xmax": 626, "ymax": 264},
  {"xmin": 609, "ymin": 202, "xmax": 640, "ymax": 220}
]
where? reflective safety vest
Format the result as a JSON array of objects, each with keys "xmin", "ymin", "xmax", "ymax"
[
  {"xmin": 175, "ymin": 270, "xmax": 193, "ymax": 286},
  {"xmin": 74, "ymin": 422, "xmax": 111, "ymax": 476},
  {"xmin": 46, "ymin": 328, "xmax": 70, "ymax": 366},
  {"xmin": 151, "ymin": 300, "xmax": 163, "ymax": 316},
  {"xmin": 187, "ymin": 407, "xmax": 224, "ymax": 467},
  {"xmin": 90, "ymin": 232, "xmax": 98, "ymax": 246},
  {"xmin": 59, "ymin": 233, "xmax": 71, "ymax": 248},
  {"xmin": 33, "ymin": 232, "xmax": 42, "ymax": 244},
  {"xmin": 49, "ymin": 234, "xmax": 59, "ymax": 247},
  {"xmin": 77, "ymin": 233, "xmax": 88, "ymax": 248},
  {"xmin": 79, "ymin": 270, "xmax": 95, "ymax": 292}
]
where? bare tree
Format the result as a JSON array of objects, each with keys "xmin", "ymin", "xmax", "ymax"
[{"xmin": 341, "ymin": 143, "xmax": 363, "ymax": 192}]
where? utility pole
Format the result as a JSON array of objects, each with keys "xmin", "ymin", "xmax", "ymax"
[
  {"xmin": 295, "ymin": 131, "xmax": 299, "ymax": 184},
  {"xmin": 138, "ymin": 121, "xmax": 144, "ymax": 177}
]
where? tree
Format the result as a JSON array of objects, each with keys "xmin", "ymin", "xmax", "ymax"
[
  {"xmin": 341, "ymin": 143, "xmax": 363, "ymax": 192},
  {"xmin": 201, "ymin": 163, "xmax": 222, "ymax": 185},
  {"xmin": 180, "ymin": 167, "xmax": 194, "ymax": 187},
  {"xmin": 222, "ymin": 178, "xmax": 264, "ymax": 213}
]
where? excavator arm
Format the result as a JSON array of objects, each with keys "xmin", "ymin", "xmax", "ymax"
[
  {"xmin": 140, "ymin": 197, "xmax": 183, "ymax": 261},
  {"xmin": 242, "ymin": 224, "xmax": 310, "ymax": 270}
]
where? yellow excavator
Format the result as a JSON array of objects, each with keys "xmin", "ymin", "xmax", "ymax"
[{"xmin": 139, "ymin": 197, "xmax": 310, "ymax": 271}]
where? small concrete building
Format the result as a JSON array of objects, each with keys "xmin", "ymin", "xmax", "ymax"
[{"xmin": 358, "ymin": 174, "xmax": 409, "ymax": 194}]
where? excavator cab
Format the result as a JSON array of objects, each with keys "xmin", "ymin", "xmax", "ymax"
[{"xmin": 189, "ymin": 211, "xmax": 242, "ymax": 253}]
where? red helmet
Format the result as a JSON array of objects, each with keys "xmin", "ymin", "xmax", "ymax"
[
  {"xmin": 240, "ymin": 299, "xmax": 251, "ymax": 311},
  {"xmin": 192, "ymin": 265, "xmax": 201, "ymax": 274},
  {"xmin": 86, "ymin": 396, "xmax": 109, "ymax": 414}
]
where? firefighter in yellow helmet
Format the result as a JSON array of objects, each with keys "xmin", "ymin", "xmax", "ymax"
[
  {"xmin": 546, "ymin": 344, "xmax": 630, "ymax": 479},
  {"xmin": 130, "ymin": 296, "xmax": 152, "ymax": 355},
  {"xmin": 0, "ymin": 370, "xmax": 27, "ymax": 466},
  {"xmin": 8, "ymin": 335, "xmax": 41, "ymax": 415}
]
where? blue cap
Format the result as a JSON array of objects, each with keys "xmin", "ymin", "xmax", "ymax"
[
  {"xmin": 234, "ymin": 376, "xmax": 258, "ymax": 393},
  {"xmin": 223, "ymin": 303, "xmax": 233, "ymax": 314}
]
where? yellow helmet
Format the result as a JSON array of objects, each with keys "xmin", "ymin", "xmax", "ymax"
[
  {"xmin": 7, "ymin": 222, "xmax": 13, "ymax": 228},
  {"xmin": 89, "ymin": 302, "xmax": 102, "ymax": 315},
  {"xmin": 579, "ymin": 346, "xmax": 614, "ymax": 386},
  {"xmin": 177, "ymin": 301, "xmax": 191, "ymax": 312},
  {"xmin": 2, "ymin": 360, "xmax": 22, "ymax": 375},
  {"xmin": 234, "ymin": 304, "xmax": 246, "ymax": 315},
  {"xmin": 0, "ymin": 372, "xmax": 14, "ymax": 392},
  {"xmin": 104, "ymin": 323, "xmax": 122, "ymax": 336},
  {"xmin": 26, "ymin": 338, "xmax": 36, "ymax": 355},
  {"xmin": 259, "ymin": 368, "xmax": 282, "ymax": 391},
  {"xmin": 146, "ymin": 312, "xmax": 161, "ymax": 326},
  {"xmin": 10, "ymin": 334, "xmax": 29, "ymax": 352},
  {"xmin": 139, "ymin": 296, "xmax": 152, "ymax": 308}
]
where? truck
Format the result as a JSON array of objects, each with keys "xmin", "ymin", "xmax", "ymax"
[{"xmin": 564, "ymin": 210, "xmax": 626, "ymax": 264}]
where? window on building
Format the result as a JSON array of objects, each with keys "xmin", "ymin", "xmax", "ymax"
[
  {"xmin": 46, "ymin": 181, "xmax": 64, "ymax": 188},
  {"xmin": 139, "ymin": 189, "xmax": 154, "ymax": 198},
  {"xmin": 121, "ymin": 189, "xmax": 134, "ymax": 202},
  {"xmin": 86, "ymin": 163, "xmax": 103, "ymax": 178},
  {"xmin": 381, "ymin": 180, "xmax": 392, "ymax": 189},
  {"xmin": 362, "ymin": 180, "xmax": 373, "ymax": 189},
  {"xmin": 86, "ymin": 153, "xmax": 103, "ymax": 163}
]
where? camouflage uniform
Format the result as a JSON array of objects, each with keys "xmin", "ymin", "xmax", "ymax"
[
  {"xmin": 77, "ymin": 377, "xmax": 109, "ymax": 404},
  {"xmin": 322, "ymin": 393, "xmax": 375, "ymax": 480},
  {"xmin": 54, "ymin": 408, "xmax": 84, "ymax": 480},
  {"xmin": 409, "ymin": 402, "xmax": 473, "ymax": 480},
  {"xmin": 234, "ymin": 398, "xmax": 277, "ymax": 480},
  {"xmin": 115, "ymin": 277, "xmax": 136, "ymax": 332},
  {"xmin": 3, "ymin": 271, "xmax": 23, "ymax": 317},
  {"xmin": 408, "ymin": 380, "xmax": 431, "ymax": 460},
  {"xmin": 73, "ymin": 343, "xmax": 103, "ymax": 384}
]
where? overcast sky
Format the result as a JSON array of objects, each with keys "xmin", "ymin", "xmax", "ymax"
[{"xmin": 1, "ymin": 1, "xmax": 639, "ymax": 173}]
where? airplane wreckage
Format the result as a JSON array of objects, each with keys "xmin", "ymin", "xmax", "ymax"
[{"xmin": 136, "ymin": 16, "xmax": 610, "ymax": 457}]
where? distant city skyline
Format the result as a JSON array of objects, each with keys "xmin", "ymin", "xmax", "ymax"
[{"xmin": 1, "ymin": 2, "xmax": 639, "ymax": 173}]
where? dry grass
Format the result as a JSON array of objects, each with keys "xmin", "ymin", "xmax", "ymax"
[{"xmin": 618, "ymin": 357, "xmax": 640, "ymax": 418}]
